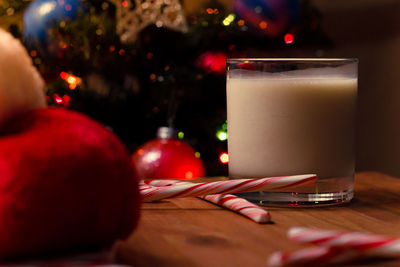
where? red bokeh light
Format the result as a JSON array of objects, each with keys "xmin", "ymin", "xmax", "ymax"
[
  {"xmin": 60, "ymin": 72, "xmax": 69, "ymax": 80},
  {"xmin": 219, "ymin": 153, "xmax": 229, "ymax": 164},
  {"xmin": 284, "ymin": 33, "xmax": 294, "ymax": 44},
  {"xmin": 53, "ymin": 94, "xmax": 70, "ymax": 107},
  {"xmin": 53, "ymin": 94, "xmax": 64, "ymax": 104},
  {"xmin": 196, "ymin": 51, "xmax": 227, "ymax": 74}
]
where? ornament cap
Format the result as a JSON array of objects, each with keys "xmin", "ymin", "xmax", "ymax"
[{"xmin": 157, "ymin": 127, "xmax": 176, "ymax": 139}]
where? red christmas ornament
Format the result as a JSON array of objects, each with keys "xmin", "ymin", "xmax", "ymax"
[{"xmin": 132, "ymin": 127, "xmax": 205, "ymax": 180}]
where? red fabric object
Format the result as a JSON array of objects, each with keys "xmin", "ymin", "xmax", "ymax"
[
  {"xmin": 132, "ymin": 137, "xmax": 205, "ymax": 180},
  {"xmin": 0, "ymin": 108, "xmax": 140, "ymax": 259}
]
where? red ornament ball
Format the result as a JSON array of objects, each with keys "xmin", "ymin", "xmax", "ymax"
[
  {"xmin": 132, "ymin": 128, "xmax": 205, "ymax": 180},
  {"xmin": 0, "ymin": 108, "xmax": 141, "ymax": 259}
]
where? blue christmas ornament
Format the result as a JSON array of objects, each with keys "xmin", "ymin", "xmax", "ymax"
[
  {"xmin": 23, "ymin": 0, "xmax": 84, "ymax": 49},
  {"xmin": 234, "ymin": 0, "xmax": 300, "ymax": 38}
]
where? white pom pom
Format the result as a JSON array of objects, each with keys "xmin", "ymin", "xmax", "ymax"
[{"xmin": 0, "ymin": 28, "xmax": 46, "ymax": 126}]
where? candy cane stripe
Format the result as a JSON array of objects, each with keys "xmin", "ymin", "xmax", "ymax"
[{"xmin": 141, "ymin": 174, "xmax": 316, "ymax": 202}]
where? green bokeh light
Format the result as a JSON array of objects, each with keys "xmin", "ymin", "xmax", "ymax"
[{"xmin": 217, "ymin": 130, "xmax": 228, "ymax": 141}]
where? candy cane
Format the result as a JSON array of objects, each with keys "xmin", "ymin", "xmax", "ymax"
[
  {"xmin": 140, "ymin": 174, "xmax": 316, "ymax": 202},
  {"xmin": 288, "ymin": 227, "xmax": 400, "ymax": 257},
  {"xmin": 268, "ymin": 246, "xmax": 361, "ymax": 266},
  {"xmin": 268, "ymin": 228, "xmax": 400, "ymax": 266},
  {"xmin": 144, "ymin": 179, "xmax": 270, "ymax": 223},
  {"xmin": 201, "ymin": 193, "xmax": 271, "ymax": 223},
  {"xmin": 138, "ymin": 181, "xmax": 154, "ymax": 190}
]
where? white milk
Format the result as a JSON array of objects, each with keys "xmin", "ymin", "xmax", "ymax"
[{"xmin": 227, "ymin": 74, "xmax": 357, "ymax": 184}]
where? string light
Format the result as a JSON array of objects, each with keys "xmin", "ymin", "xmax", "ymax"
[
  {"xmin": 222, "ymin": 14, "xmax": 236, "ymax": 26},
  {"xmin": 67, "ymin": 76, "xmax": 76, "ymax": 84},
  {"xmin": 259, "ymin": 21, "xmax": 268, "ymax": 29},
  {"xmin": 178, "ymin": 131, "xmax": 184, "ymax": 139},
  {"xmin": 284, "ymin": 33, "xmax": 294, "ymax": 44},
  {"xmin": 219, "ymin": 153, "xmax": 229, "ymax": 164},
  {"xmin": 53, "ymin": 94, "xmax": 63, "ymax": 104},
  {"xmin": 59, "ymin": 72, "xmax": 81, "ymax": 90},
  {"xmin": 63, "ymin": 94, "xmax": 71, "ymax": 106},
  {"xmin": 59, "ymin": 72, "xmax": 68, "ymax": 80},
  {"xmin": 216, "ymin": 120, "xmax": 228, "ymax": 141},
  {"xmin": 216, "ymin": 130, "xmax": 227, "ymax": 141},
  {"xmin": 58, "ymin": 41, "xmax": 67, "ymax": 49},
  {"xmin": 206, "ymin": 8, "xmax": 219, "ymax": 14},
  {"xmin": 146, "ymin": 52, "xmax": 154, "ymax": 59},
  {"xmin": 52, "ymin": 93, "xmax": 70, "ymax": 107}
]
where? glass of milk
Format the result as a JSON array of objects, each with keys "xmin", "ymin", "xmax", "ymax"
[{"xmin": 226, "ymin": 58, "xmax": 358, "ymax": 206}]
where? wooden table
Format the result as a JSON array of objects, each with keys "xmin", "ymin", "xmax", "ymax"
[{"xmin": 114, "ymin": 172, "xmax": 400, "ymax": 266}]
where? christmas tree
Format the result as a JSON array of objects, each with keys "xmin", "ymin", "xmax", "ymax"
[{"xmin": 0, "ymin": 0, "xmax": 331, "ymax": 175}]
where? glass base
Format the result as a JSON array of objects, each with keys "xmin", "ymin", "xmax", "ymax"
[
  {"xmin": 231, "ymin": 175, "xmax": 354, "ymax": 207},
  {"xmin": 235, "ymin": 189, "xmax": 353, "ymax": 207}
]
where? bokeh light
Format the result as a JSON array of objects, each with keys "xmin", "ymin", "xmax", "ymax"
[{"xmin": 219, "ymin": 153, "xmax": 229, "ymax": 164}]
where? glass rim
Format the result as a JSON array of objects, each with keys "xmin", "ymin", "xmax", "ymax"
[{"xmin": 227, "ymin": 58, "xmax": 358, "ymax": 64}]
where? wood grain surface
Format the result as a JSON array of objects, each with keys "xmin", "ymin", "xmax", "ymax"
[{"xmin": 114, "ymin": 172, "xmax": 400, "ymax": 267}]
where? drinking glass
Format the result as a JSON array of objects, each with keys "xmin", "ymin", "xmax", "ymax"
[{"xmin": 226, "ymin": 58, "xmax": 358, "ymax": 206}]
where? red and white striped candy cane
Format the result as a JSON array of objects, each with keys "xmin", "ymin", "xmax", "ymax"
[
  {"xmin": 145, "ymin": 179, "xmax": 184, "ymax": 187},
  {"xmin": 268, "ymin": 246, "xmax": 361, "ymax": 266},
  {"xmin": 140, "ymin": 174, "xmax": 316, "ymax": 202},
  {"xmin": 144, "ymin": 179, "xmax": 271, "ymax": 223},
  {"xmin": 268, "ymin": 228, "xmax": 400, "ymax": 266},
  {"xmin": 288, "ymin": 227, "xmax": 400, "ymax": 257},
  {"xmin": 138, "ymin": 180, "xmax": 154, "ymax": 190},
  {"xmin": 201, "ymin": 193, "xmax": 271, "ymax": 223}
]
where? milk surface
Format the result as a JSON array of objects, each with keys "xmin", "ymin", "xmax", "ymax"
[{"xmin": 227, "ymin": 73, "xmax": 357, "ymax": 179}]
